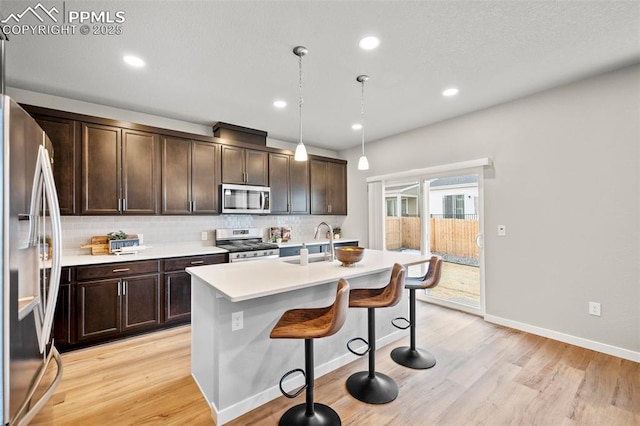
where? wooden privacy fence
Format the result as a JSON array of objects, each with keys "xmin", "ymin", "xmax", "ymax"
[{"xmin": 385, "ymin": 216, "xmax": 479, "ymax": 259}]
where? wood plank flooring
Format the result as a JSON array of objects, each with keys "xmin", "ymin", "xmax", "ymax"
[{"xmin": 32, "ymin": 303, "xmax": 639, "ymax": 425}]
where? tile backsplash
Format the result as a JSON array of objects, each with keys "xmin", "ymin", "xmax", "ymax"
[{"xmin": 62, "ymin": 215, "xmax": 346, "ymax": 255}]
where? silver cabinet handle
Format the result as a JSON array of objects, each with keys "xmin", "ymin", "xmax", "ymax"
[
  {"xmin": 112, "ymin": 268, "xmax": 131, "ymax": 273},
  {"xmin": 117, "ymin": 282, "xmax": 121, "ymax": 297},
  {"xmin": 190, "ymin": 260, "xmax": 204, "ymax": 265},
  {"xmin": 122, "ymin": 281, "xmax": 127, "ymax": 296},
  {"xmin": 123, "ymin": 198, "xmax": 127, "ymax": 212}
]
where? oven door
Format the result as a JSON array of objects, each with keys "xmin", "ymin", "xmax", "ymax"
[{"xmin": 221, "ymin": 184, "xmax": 270, "ymax": 214}]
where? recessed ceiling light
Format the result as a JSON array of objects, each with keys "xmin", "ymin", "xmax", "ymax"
[
  {"xmin": 359, "ymin": 36, "xmax": 380, "ymax": 50},
  {"xmin": 352, "ymin": 123, "xmax": 363, "ymax": 130},
  {"xmin": 273, "ymin": 100, "xmax": 287, "ymax": 108},
  {"xmin": 123, "ymin": 55, "xmax": 145, "ymax": 68},
  {"xmin": 442, "ymin": 87, "xmax": 459, "ymax": 97}
]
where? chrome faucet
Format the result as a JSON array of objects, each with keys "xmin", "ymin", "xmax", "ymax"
[{"xmin": 314, "ymin": 221, "xmax": 334, "ymax": 261}]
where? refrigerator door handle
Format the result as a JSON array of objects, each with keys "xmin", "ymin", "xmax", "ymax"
[
  {"xmin": 28, "ymin": 145, "xmax": 63, "ymax": 353},
  {"xmin": 14, "ymin": 346, "xmax": 64, "ymax": 426}
]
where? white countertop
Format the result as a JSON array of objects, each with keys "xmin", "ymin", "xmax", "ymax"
[
  {"xmin": 62, "ymin": 242, "xmax": 227, "ymax": 267},
  {"xmin": 187, "ymin": 249, "xmax": 429, "ymax": 302}
]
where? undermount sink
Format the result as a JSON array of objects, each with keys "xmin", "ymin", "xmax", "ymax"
[{"xmin": 282, "ymin": 255, "xmax": 329, "ymax": 265}]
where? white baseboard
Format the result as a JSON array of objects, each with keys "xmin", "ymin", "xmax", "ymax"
[
  {"xmin": 484, "ymin": 314, "xmax": 640, "ymax": 363},
  {"xmin": 213, "ymin": 329, "xmax": 403, "ymax": 425}
]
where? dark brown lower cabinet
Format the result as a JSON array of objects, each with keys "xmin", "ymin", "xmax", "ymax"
[
  {"xmin": 162, "ymin": 253, "xmax": 228, "ymax": 324},
  {"xmin": 55, "ymin": 255, "xmax": 228, "ymax": 351},
  {"xmin": 163, "ymin": 271, "xmax": 192, "ymax": 323},
  {"xmin": 77, "ymin": 273, "xmax": 160, "ymax": 342},
  {"xmin": 52, "ymin": 267, "xmax": 74, "ymax": 346}
]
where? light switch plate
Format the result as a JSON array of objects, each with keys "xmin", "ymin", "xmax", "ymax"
[{"xmin": 201, "ymin": 231, "xmax": 208, "ymax": 241}]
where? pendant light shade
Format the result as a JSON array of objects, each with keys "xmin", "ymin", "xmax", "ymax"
[
  {"xmin": 357, "ymin": 75, "xmax": 370, "ymax": 171},
  {"xmin": 293, "ymin": 46, "xmax": 308, "ymax": 161}
]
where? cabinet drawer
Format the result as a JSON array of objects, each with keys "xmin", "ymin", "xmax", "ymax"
[
  {"xmin": 77, "ymin": 260, "xmax": 160, "ymax": 281},
  {"xmin": 162, "ymin": 254, "xmax": 227, "ymax": 272}
]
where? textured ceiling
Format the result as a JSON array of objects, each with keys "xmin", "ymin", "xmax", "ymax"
[{"xmin": 3, "ymin": 1, "xmax": 640, "ymax": 150}]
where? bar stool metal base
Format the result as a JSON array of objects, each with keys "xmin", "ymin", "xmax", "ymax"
[
  {"xmin": 346, "ymin": 371, "xmax": 398, "ymax": 404},
  {"xmin": 390, "ymin": 346, "xmax": 436, "ymax": 370},
  {"xmin": 279, "ymin": 403, "xmax": 341, "ymax": 426}
]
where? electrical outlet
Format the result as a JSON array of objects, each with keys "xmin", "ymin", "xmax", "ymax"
[
  {"xmin": 497, "ymin": 225, "xmax": 506, "ymax": 236},
  {"xmin": 201, "ymin": 231, "xmax": 208, "ymax": 241},
  {"xmin": 589, "ymin": 302, "xmax": 601, "ymax": 317},
  {"xmin": 232, "ymin": 311, "xmax": 243, "ymax": 331}
]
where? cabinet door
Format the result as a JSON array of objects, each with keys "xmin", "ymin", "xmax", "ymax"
[
  {"xmin": 52, "ymin": 268, "xmax": 73, "ymax": 346},
  {"xmin": 268, "ymin": 153, "xmax": 290, "ymax": 214},
  {"xmin": 122, "ymin": 274, "xmax": 160, "ymax": 331},
  {"xmin": 33, "ymin": 116, "xmax": 79, "ymax": 215},
  {"xmin": 221, "ymin": 145, "xmax": 245, "ymax": 184},
  {"xmin": 327, "ymin": 162, "xmax": 347, "ymax": 215},
  {"xmin": 162, "ymin": 136, "xmax": 192, "ymax": 214},
  {"xmin": 310, "ymin": 159, "xmax": 328, "ymax": 214},
  {"xmin": 77, "ymin": 279, "xmax": 121, "ymax": 341},
  {"xmin": 289, "ymin": 158, "xmax": 309, "ymax": 214},
  {"xmin": 192, "ymin": 142, "xmax": 219, "ymax": 214},
  {"xmin": 53, "ymin": 283, "xmax": 72, "ymax": 346},
  {"xmin": 81, "ymin": 123, "xmax": 121, "ymax": 214},
  {"xmin": 163, "ymin": 271, "xmax": 191, "ymax": 323},
  {"xmin": 122, "ymin": 130, "xmax": 158, "ymax": 214},
  {"xmin": 245, "ymin": 149, "xmax": 268, "ymax": 186}
]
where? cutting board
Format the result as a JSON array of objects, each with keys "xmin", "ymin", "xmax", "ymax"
[{"xmin": 80, "ymin": 236, "xmax": 109, "ymax": 255}]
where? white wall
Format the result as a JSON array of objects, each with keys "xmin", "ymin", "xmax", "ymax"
[{"xmin": 341, "ymin": 64, "xmax": 640, "ymax": 357}]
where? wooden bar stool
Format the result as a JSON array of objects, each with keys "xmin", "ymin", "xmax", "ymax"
[
  {"xmin": 270, "ymin": 279, "xmax": 350, "ymax": 426},
  {"xmin": 391, "ymin": 255, "xmax": 443, "ymax": 369},
  {"xmin": 345, "ymin": 263, "xmax": 405, "ymax": 404}
]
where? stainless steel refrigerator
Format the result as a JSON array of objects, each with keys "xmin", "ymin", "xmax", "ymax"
[{"xmin": 1, "ymin": 95, "xmax": 63, "ymax": 425}]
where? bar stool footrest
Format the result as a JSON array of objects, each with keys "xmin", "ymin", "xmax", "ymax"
[
  {"xmin": 345, "ymin": 371, "xmax": 398, "ymax": 404},
  {"xmin": 391, "ymin": 316, "xmax": 411, "ymax": 330},
  {"xmin": 346, "ymin": 337, "xmax": 369, "ymax": 356},
  {"xmin": 390, "ymin": 346, "xmax": 437, "ymax": 370},
  {"xmin": 279, "ymin": 402, "xmax": 341, "ymax": 426},
  {"xmin": 279, "ymin": 368, "xmax": 307, "ymax": 398}
]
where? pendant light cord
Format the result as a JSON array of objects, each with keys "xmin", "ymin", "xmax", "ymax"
[
  {"xmin": 360, "ymin": 78, "xmax": 365, "ymax": 156},
  {"xmin": 298, "ymin": 52, "xmax": 303, "ymax": 145}
]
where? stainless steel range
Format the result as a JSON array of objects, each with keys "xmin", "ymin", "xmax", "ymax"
[{"xmin": 215, "ymin": 228, "xmax": 280, "ymax": 262}]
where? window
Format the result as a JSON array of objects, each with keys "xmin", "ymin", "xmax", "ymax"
[{"xmin": 443, "ymin": 194, "xmax": 465, "ymax": 219}]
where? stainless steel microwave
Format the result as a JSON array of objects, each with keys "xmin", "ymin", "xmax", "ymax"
[{"xmin": 220, "ymin": 184, "xmax": 270, "ymax": 214}]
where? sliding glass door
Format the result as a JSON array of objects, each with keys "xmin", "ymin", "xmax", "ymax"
[
  {"xmin": 383, "ymin": 172, "xmax": 484, "ymax": 315},
  {"xmin": 420, "ymin": 174, "xmax": 481, "ymax": 314}
]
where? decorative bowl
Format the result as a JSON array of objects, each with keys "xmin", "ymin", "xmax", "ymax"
[{"xmin": 335, "ymin": 246, "xmax": 365, "ymax": 267}]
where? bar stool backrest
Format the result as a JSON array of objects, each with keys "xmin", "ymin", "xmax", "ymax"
[
  {"xmin": 422, "ymin": 256, "xmax": 443, "ymax": 289},
  {"xmin": 326, "ymin": 278, "xmax": 351, "ymax": 336},
  {"xmin": 381, "ymin": 263, "xmax": 406, "ymax": 308}
]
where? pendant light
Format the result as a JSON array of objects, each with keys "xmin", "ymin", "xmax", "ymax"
[
  {"xmin": 293, "ymin": 46, "xmax": 308, "ymax": 161},
  {"xmin": 357, "ymin": 75, "xmax": 370, "ymax": 170}
]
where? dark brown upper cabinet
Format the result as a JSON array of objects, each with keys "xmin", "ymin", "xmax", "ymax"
[
  {"xmin": 310, "ymin": 159, "xmax": 347, "ymax": 215},
  {"xmin": 81, "ymin": 124, "xmax": 159, "ymax": 215},
  {"xmin": 161, "ymin": 137, "xmax": 219, "ymax": 215},
  {"xmin": 31, "ymin": 114, "xmax": 80, "ymax": 215},
  {"xmin": 221, "ymin": 145, "xmax": 268, "ymax": 186},
  {"xmin": 269, "ymin": 153, "xmax": 309, "ymax": 215}
]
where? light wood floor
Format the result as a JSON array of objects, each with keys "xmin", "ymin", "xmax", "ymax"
[{"xmin": 33, "ymin": 303, "xmax": 639, "ymax": 425}]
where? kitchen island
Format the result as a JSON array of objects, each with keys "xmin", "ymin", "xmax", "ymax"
[{"xmin": 187, "ymin": 249, "xmax": 429, "ymax": 425}]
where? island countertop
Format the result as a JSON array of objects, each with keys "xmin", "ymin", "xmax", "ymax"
[{"xmin": 186, "ymin": 249, "xmax": 428, "ymax": 302}]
